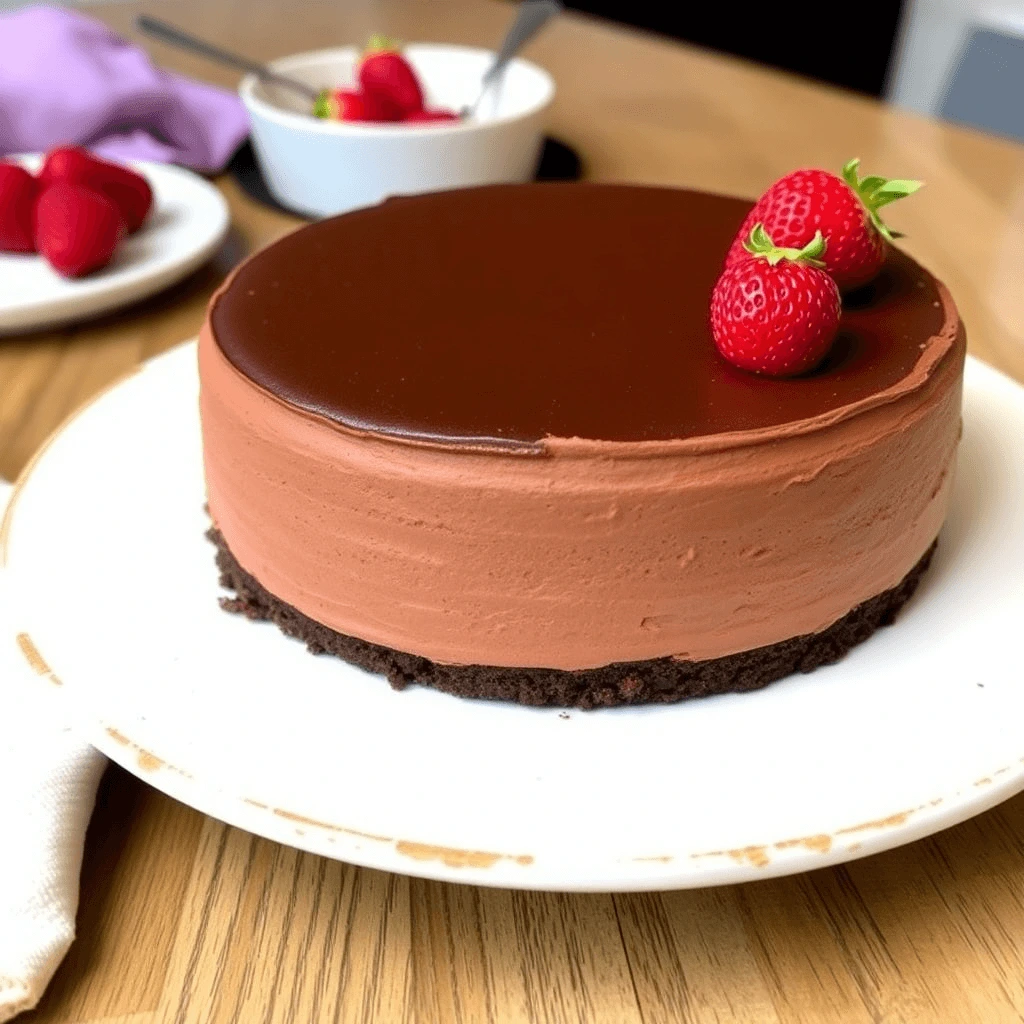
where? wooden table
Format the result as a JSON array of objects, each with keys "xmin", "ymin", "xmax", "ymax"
[{"xmin": 7, "ymin": 2, "xmax": 1024, "ymax": 1020}]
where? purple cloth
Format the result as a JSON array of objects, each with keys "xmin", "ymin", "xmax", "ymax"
[{"xmin": 0, "ymin": 5, "xmax": 249, "ymax": 172}]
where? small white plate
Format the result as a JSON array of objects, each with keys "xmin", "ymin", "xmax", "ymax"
[
  {"xmin": 0, "ymin": 158, "xmax": 229, "ymax": 335},
  {"xmin": 3, "ymin": 344, "xmax": 1024, "ymax": 892}
]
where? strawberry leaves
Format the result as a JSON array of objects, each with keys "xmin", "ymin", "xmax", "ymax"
[
  {"xmin": 743, "ymin": 224, "xmax": 828, "ymax": 268},
  {"xmin": 842, "ymin": 158, "xmax": 923, "ymax": 242}
]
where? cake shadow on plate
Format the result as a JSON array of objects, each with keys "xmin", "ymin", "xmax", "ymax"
[{"xmin": 209, "ymin": 527, "xmax": 937, "ymax": 710}]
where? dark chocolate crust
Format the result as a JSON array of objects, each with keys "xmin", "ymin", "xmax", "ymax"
[{"xmin": 209, "ymin": 527, "xmax": 937, "ymax": 709}]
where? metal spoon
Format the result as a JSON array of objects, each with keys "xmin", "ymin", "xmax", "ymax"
[
  {"xmin": 461, "ymin": 0, "xmax": 563, "ymax": 119},
  {"xmin": 136, "ymin": 15, "xmax": 320, "ymax": 104}
]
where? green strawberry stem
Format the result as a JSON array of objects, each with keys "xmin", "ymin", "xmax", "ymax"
[
  {"xmin": 842, "ymin": 158, "xmax": 923, "ymax": 242},
  {"xmin": 365, "ymin": 33, "xmax": 401, "ymax": 54},
  {"xmin": 743, "ymin": 224, "xmax": 828, "ymax": 267},
  {"xmin": 312, "ymin": 89, "xmax": 334, "ymax": 119}
]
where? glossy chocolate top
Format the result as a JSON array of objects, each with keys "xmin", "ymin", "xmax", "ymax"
[{"xmin": 211, "ymin": 183, "xmax": 948, "ymax": 447}]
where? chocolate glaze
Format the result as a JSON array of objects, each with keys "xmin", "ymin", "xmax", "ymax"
[{"xmin": 211, "ymin": 183, "xmax": 947, "ymax": 447}]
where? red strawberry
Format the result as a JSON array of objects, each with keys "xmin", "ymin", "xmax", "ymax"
[
  {"xmin": 34, "ymin": 183, "xmax": 126, "ymax": 278},
  {"xmin": 0, "ymin": 163, "xmax": 39, "ymax": 252},
  {"xmin": 335, "ymin": 89, "xmax": 370, "ymax": 121},
  {"xmin": 361, "ymin": 87, "xmax": 404, "ymax": 122},
  {"xmin": 313, "ymin": 88, "xmax": 375, "ymax": 121},
  {"xmin": 712, "ymin": 225, "xmax": 841, "ymax": 377},
  {"xmin": 403, "ymin": 109, "xmax": 460, "ymax": 123},
  {"xmin": 725, "ymin": 159, "xmax": 922, "ymax": 291},
  {"xmin": 39, "ymin": 146, "xmax": 153, "ymax": 234},
  {"xmin": 359, "ymin": 35, "xmax": 424, "ymax": 119}
]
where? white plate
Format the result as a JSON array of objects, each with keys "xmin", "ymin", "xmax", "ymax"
[
  {"xmin": 0, "ymin": 158, "xmax": 229, "ymax": 334},
  {"xmin": 3, "ymin": 344, "xmax": 1024, "ymax": 892}
]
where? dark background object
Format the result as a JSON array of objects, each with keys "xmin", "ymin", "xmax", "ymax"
[{"xmin": 562, "ymin": 1, "xmax": 907, "ymax": 96}]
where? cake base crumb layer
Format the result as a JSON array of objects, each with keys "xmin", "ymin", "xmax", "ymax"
[{"xmin": 209, "ymin": 528, "xmax": 937, "ymax": 709}]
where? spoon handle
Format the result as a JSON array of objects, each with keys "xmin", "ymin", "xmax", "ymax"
[
  {"xmin": 136, "ymin": 15, "xmax": 319, "ymax": 102},
  {"xmin": 484, "ymin": 0, "xmax": 563, "ymax": 87}
]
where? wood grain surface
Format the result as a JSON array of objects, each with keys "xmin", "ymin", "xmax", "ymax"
[{"xmin": 6, "ymin": 1, "xmax": 1024, "ymax": 1020}]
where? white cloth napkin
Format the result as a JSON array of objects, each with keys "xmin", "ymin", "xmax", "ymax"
[{"xmin": 0, "ymin": 480, "xmax": 107, "ymax": 1023}]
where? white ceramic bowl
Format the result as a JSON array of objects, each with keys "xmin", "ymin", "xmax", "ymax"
[{"xmin": 239, "ymin": 44, "xmax": 555, "ymax": 218}]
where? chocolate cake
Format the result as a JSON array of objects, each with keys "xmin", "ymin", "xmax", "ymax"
[{"xmin": 198, "ymin": 183, "xmax": 965, "ymax": 707}]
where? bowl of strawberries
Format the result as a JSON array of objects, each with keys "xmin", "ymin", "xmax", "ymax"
[{"xmin": 239, "ymin": 38, "xmax": 555, "ymax": 218}]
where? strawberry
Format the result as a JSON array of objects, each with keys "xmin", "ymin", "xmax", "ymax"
[
  {"xmin": 725, "ymin": 159, "xmax": 922, "ymax": 291},
  {"xmin": 313, "ymin": 89, "xmax": 374, "ymax": 121},
  {"xmin": 361, "ymin": 86, "xmax": 404, "ymax": 122},
  {"xmin": 337, "ymin": 90, "xmax": 369, "ymax": 121},
  {"xmin": 359, "ymin": 35, "xmax": 424, "ymax": 119},
  {"xmin": 34, "ymin": 182, "xmax": 126, "ymax": 278},
  {"xmin": 403, "ymin": 109, "xmax": 460, "ymax": 123},
  {"xmin": 39, "ymin": 146, "xmax": 153, "ymax": 234},
  {"xmin": 711, "ymin": 225, "xmax": 841, "ymax": 377},
  {"xmin": 0, "ymin": 162, "xmax": 39, "ymax": 252}
]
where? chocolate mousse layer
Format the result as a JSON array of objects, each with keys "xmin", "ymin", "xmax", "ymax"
[{"xmin": 210, "ymin": 526, "xmax": 937, "ymax": 708}]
